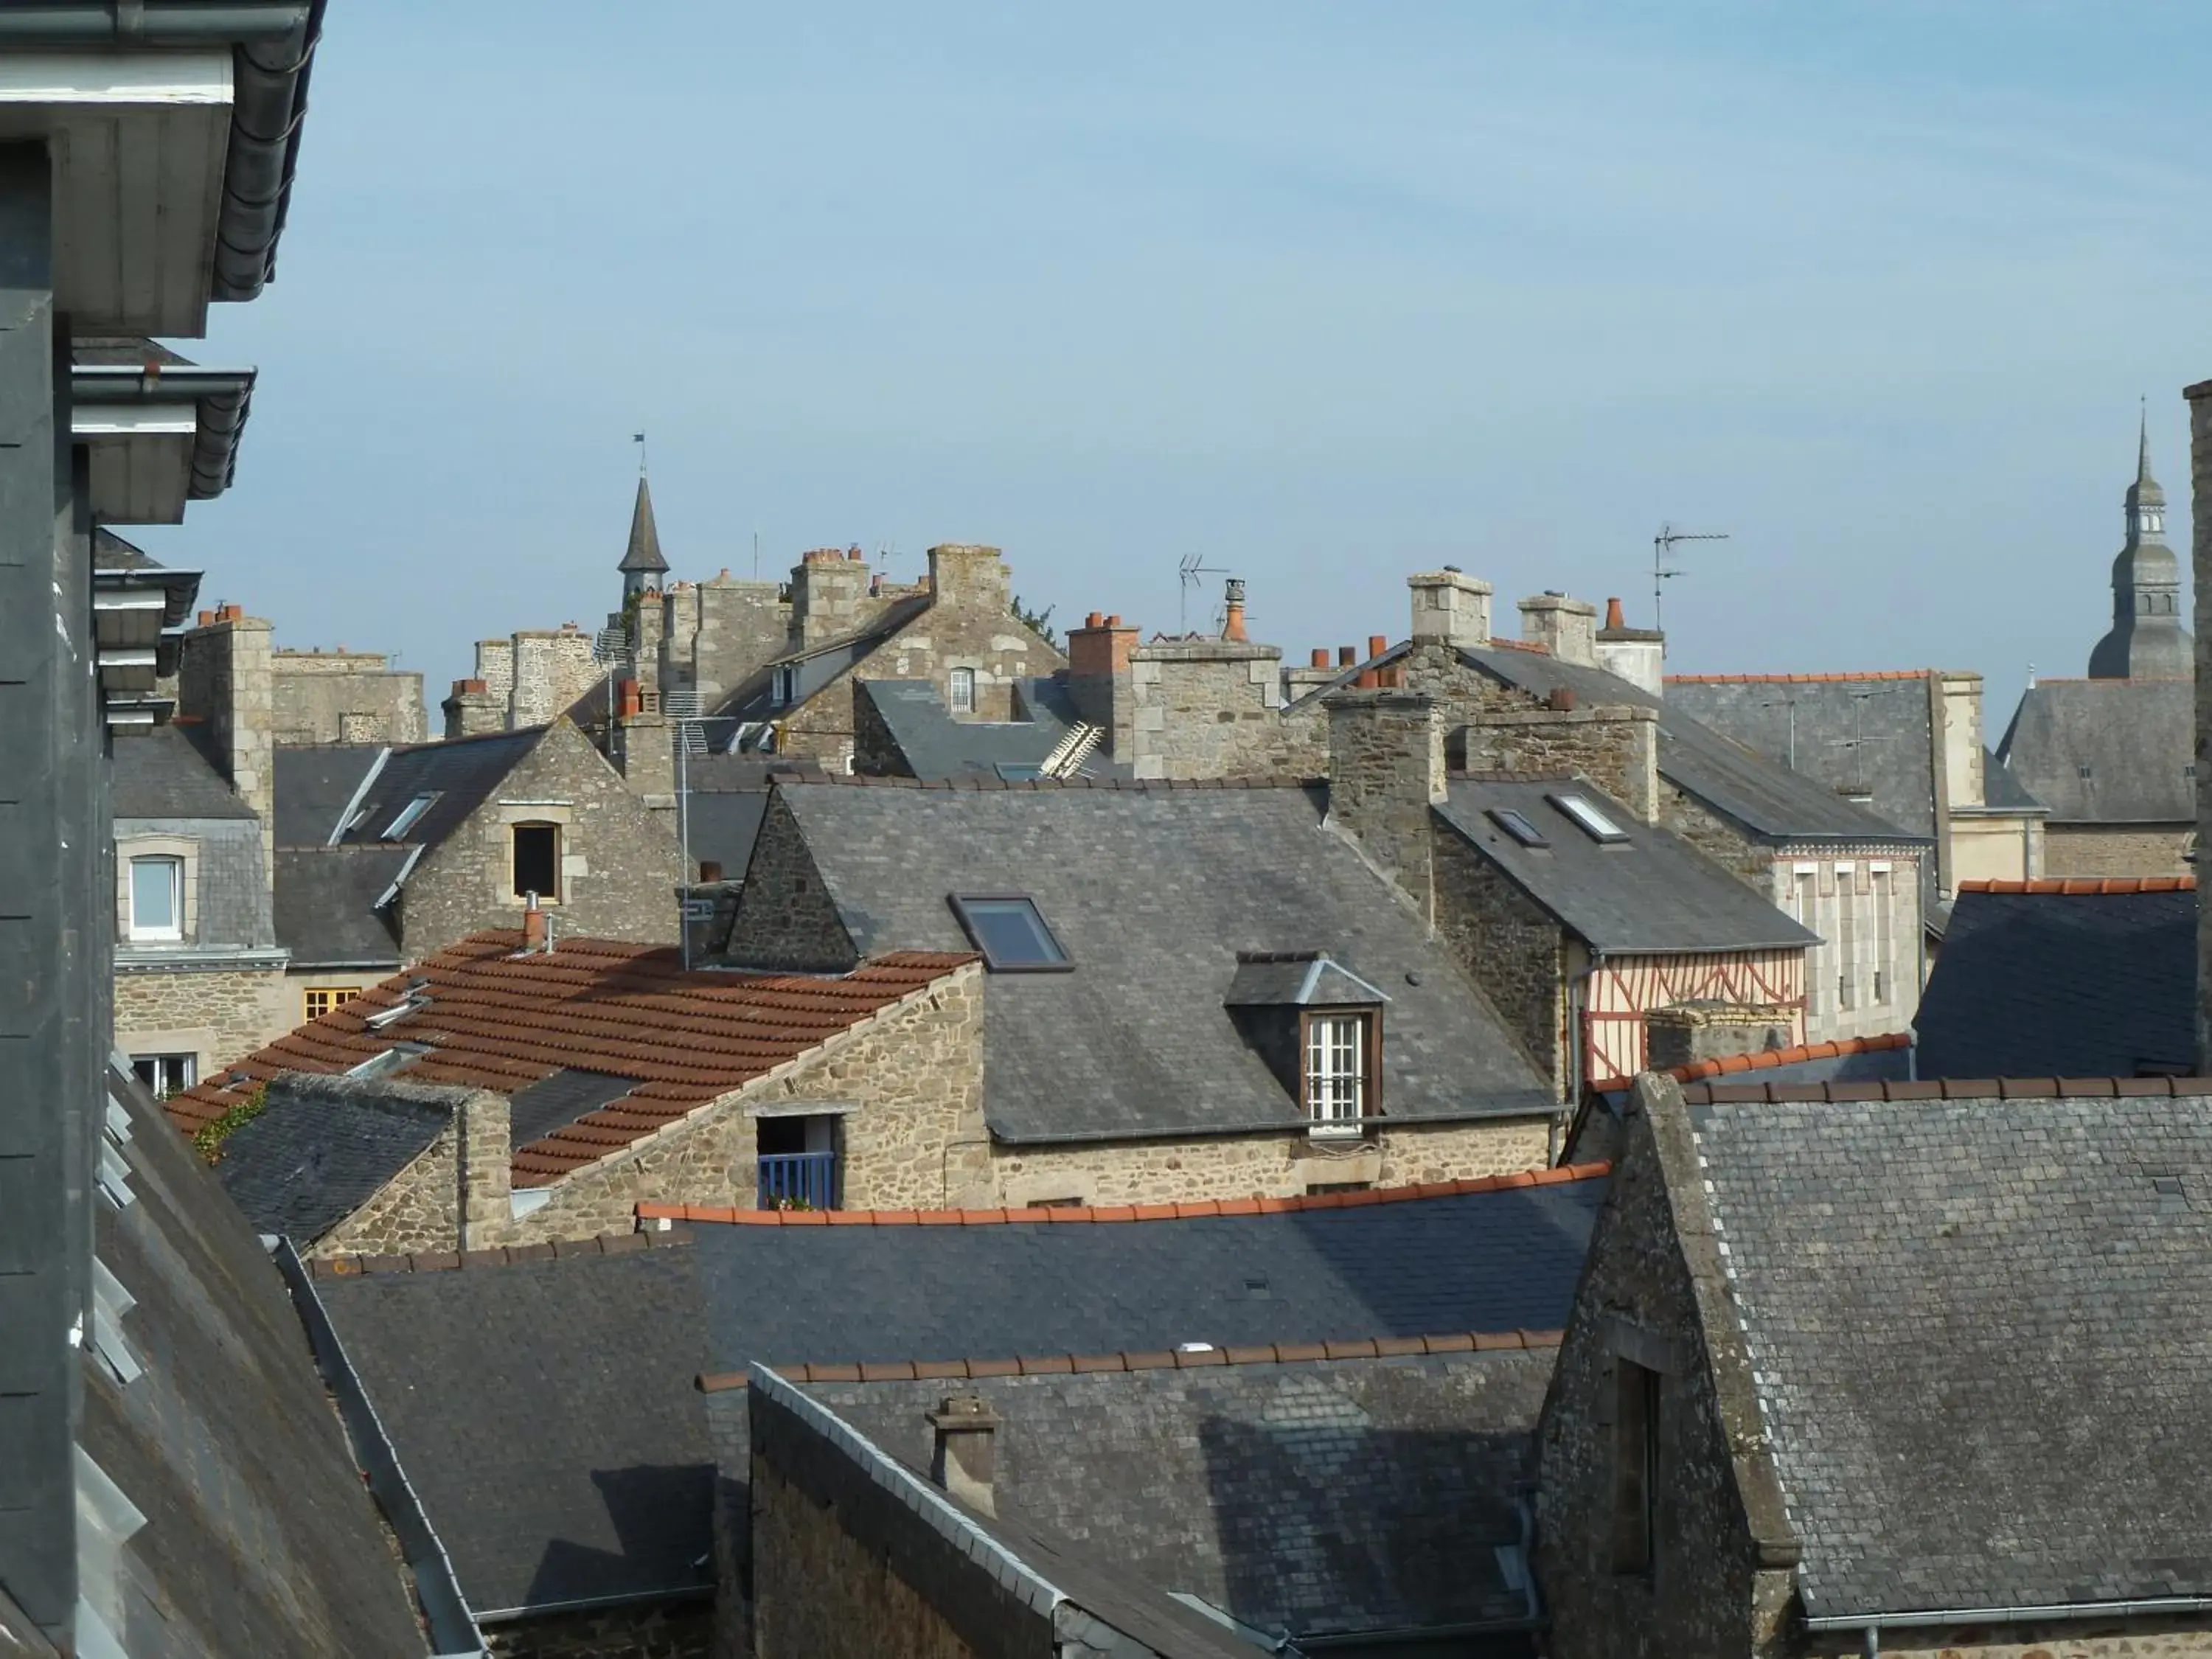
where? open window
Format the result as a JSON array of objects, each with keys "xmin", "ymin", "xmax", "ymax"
[
  {"xmin": 381, "ymin": 792, "xmax": 440, "ymax": 840},
  {"xmin": 948, "ymin": 894, "xmax": 1071, "ymax": 972},
  {"xmin": 128, "ymin": 854, "xmax": 184, "ymax": 942},
  {"xmin": 512, "ymin": 822, "xmax": 561, "ymax": 902}
]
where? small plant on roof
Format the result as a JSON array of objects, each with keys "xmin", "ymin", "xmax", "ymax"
[
  {"xmin": 1011, "ymin": 594, "xmax": 1057, "ymax": 648},
  {"xmin": 768, "ymin": 1193, "xmax": 815, "ymax": 1213},
  {"xmin": 190, "ymin": 1082, "xmax": 268, "ymax": 1166}
]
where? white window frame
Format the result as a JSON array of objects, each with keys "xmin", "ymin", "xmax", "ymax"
[
  {"xmin": 949, "ymin": 666, "xmax": 977, "ymax": 715},
  {"xmin": 130, "ymin": 1052, "xmax": 195, "ymax": 1098},
  {"xmin": 127, "ymin": 855, "xmax": 184, "ymax": 942},
  {"xmin": 1306, "ymin": 1012, "xmax": 1368, "ymax": 1135},
  {"xmin": 771, "ymin": 665, "xmax": 797, "ymax": 707}
]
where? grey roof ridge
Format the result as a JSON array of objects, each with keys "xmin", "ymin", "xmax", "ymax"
[
  {"xmin": 1681, "ymin": 1074, "xmax": 2212, "ymax": 1105},
  {"xmin": 749, "ymin": 1362, "xmax": 1069, "ymax": 1621},
  {"xmin": 705, "ymin": 1326, "xmax": 1569, "ymax": 1394},
  {"xmin": 775, "ymin": 772, "xmax": 1325, "ymax": 791}
]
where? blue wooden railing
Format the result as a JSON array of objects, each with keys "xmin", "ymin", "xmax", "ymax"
[{"xmin": 758, "ymin": 1151, "xmax": 838, "ymax": 1211}]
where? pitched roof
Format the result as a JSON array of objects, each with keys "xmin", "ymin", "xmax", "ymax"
[
  {"xmin": 327, "ymin": 727, "xmax": 546, "ymax": 849},
  {"xmin": 215, "ymin": 1076, "xmax": 456, "ymax": 1242},
  {"xmin": 310, "ymin": 1231, "xmax": 712, "ymax": 1620},
  {"xmin": 1436, "ymin": 775, "xmax": 1819, "ymax": 953},
  {"xmin": 618, "ymin": 474, "xmax": 668, "ymax": 574},
  {"xmin": 857, "ymin": 676, "xmax": 1124, "ymax": 781},
  {"xmin": 751, "ymin": 780, "xmax": 1558, "ymax": 1141},
  {"xmin": 714, "ymin": 593, "xmax": 936, "ymax": 728},
  {"xmin": 164, "ymin": 931, "xmax": 974, "ymax": 1195},
  {"xmin": 83, "ymin": 1067, "xmax": 428, "ymax": 1655},
  {"xmin": 272, "ymin": 742, "xmax": 384, "ymax": 844},
  {"xmin": 1995, "ymin": 677, "xmax": 2194, "ymax": 823},
  {"xmin": 1686, "ymin": 1092, "xmax": 2212, "ymax": 1621},
  {"xmin": 1915, "ymin": 881, "xmax": 2194, "ymax": 1079},
  {"xmin": 111, "ymin": 722, "xmax": 254, "ymax": 820},
  {"xmin": 794, "ymin": 1349, "xmax": 1554, "ymax": 1645},
  {"xmin": 271, "ymin": 846, "xmax": 407, "ymax": 967},
  {"xmin": 1453, "ymin": 646, "xmax": 1927, "ymax": 845}
]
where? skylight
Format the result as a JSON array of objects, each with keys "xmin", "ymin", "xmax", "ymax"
[
  {"xmin": 947, "ymin": 894, "xmax": 1072, "ymax": 973},
  {"xmin": 1486, "ymin": 807, "xmax": 1550, "ymax": 849},
  {"xmin": 381, "ymin": 792, "xmax": 440, "ymax": 840},
  {"xmin": 1548, "ymin": 792, "xmax": 1629, "ymax": 844}
]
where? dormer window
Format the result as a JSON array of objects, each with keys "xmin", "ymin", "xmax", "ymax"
[
  {"xmin": 1304, "ymin": 1011, "xmax": 1374, "ymax": 1134},
  {"xmin": 1225, "ymin": 951, "xmax": 1389, "ymax": 1135},
  {"xmin": 948, "ymin": 894, "xmax": 1071, "ymax": 972},
  {"xmin": 771, "ymin": 665, "xmax": 798, "ymax": 707},
  {"xmin": 949, "ymin": 666, "xmax": 976, "ymax": 714},
  {"xmin": 1549, "ymin": 792, "xmax": 1629, "ymax": 844}
]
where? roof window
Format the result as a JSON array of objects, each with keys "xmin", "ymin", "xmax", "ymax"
[
  {"xmin": 1548, "ymin": 792, "xmax": 1629, "ymax": 844},
  {"xmin": 948, "ymin": 894, "xmax": 1071, "ymax": 973},
  {"xmin": 1486, "ymin": 807, "xmax": 1550, "ymax": 849},
  {"xmin": 381, "ymin": 793, "xmax": 440, "ymax": 840}
]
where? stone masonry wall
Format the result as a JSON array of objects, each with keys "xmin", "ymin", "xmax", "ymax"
[
  {"xmin": 714, "ymin": 796, "xmax": 858, "ymax": 973},
  {"xmin": 749, "ymin": 1456, "xmax": 980, "ymax": 1659},
  {"xmin": 689, "ymin": 574, "xmax": 790, "ymax": 707},
  {"xmin": 397, "ymin": 720, "xmax": 684, "ymax": 958},
  {"xmin": 990, "ymin": 1115, "xmax": 1552, "ymax": 1208},
  {"xmin": 317, "ymin": 1121, "xmax": 461, "ymax": 1258},
  {"xmin": 1537, "ymin": 1083, "xmax": 1797, "ymax": 1659},
  {"xmin": 1456, "ymin": 708, "xmax": 1660, "ymax": 825},
  {"xmin": 270, "ymin": 651, "xmax": 427, "ymax": 745},
  {"xmin": 509, "ymin": 627, "xmax": 602, "ymax": 728},
  {"xmin": 1128, "ymin": 642, "xmax": 1326, "ymax": 780},
  {"xmin": 2195, "ymin": 377, "xmax": 2212, "ymax": 1074},
  {"xmin": 1431, "ymin": 825, "xmax": 1568, "ymax": 1088},
  {"xmin": 482, "ymin": 1602, "xmax": 712, "ymax": 1659},
  {"xmin": 1324, "ymin": 690, "xmax": 1445, "ymax": 917},
  {"xmin": 2041, "ymin": 820, "xmax": 2194, "ymax": 879},
  {"xmin": 114, "ymin": 965, "xmax": 291, "ymax": 1076}
]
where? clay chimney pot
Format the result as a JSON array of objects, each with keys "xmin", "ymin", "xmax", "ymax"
[{"xmin": 1604, "ymin": 597, "xmax": 1626, "ymax": 630}]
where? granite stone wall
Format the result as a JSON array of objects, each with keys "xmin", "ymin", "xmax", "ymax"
[
  {"xmin": 687, "ymin": 577, "xmax": 789, "ymax": 708},
  {"xmin": 114, "ymin": 964, "xmax": 291, "ymax": 1075},
  {"xmin": 1127, "ymin": 641, "xmax": 1325, "ymax": 780},
  {"xmin": 748, "ymin": 1456, "xmax": 980, "ymax": 1659},
  {"xmin": 714, "ymin": 797, "xmax": 856, "ymax": 973},
  {"xmin": 2197, "ymin": 377, "xmax": 2212, "ymax": 1074},
  {"xmin": 1431, "ymin": 825, "xmax": 1568, "ymax": 1088},
  {"xmin": 2040, "ymin": 821, "xmax": 2194, "ymax": 879},
  {"xmin": 397, "ymin": 720, "xmax": 684, "ymax": 957},
  {"xmin": 270, "ymin": 650, "xmax": 427, "ymax": 745},
  {"xmin": 1456, "ymin": 707, "xmax": 1660, "ymax": 826},
  {"xmin": 1325, "ymin": 690, "xmax": 1445, "ymax": 917},
  {"xmin": 309, "ymin": 1088, "xmax": 509, "ymax": 1260},
  {"xmin": 509, "ymin": 627, "xmax": 602, "ymax": 728}
]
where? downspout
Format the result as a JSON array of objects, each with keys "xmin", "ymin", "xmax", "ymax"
[{"xmin": 1863, "ymin": 1625, "xmax": 1879, "ymax": 1658}]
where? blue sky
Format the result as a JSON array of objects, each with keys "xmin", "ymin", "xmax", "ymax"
[{"xmin": 147, "ymin": 1, "xmax": 2209, "ymax": 723}]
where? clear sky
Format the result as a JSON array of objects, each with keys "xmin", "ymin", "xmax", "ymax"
[{"xmin": 144, "ymin": 1, "xmax": 2209, "ymax": 724}]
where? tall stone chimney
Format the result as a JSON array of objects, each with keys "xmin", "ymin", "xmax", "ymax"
[
  {"xmin": 1519, "ymin": 593, "xmax": 1597, "ymax": 667},
  {"xmin": 1593, "ymin": 597, "xmax": 1666, "ymax": 697},
  {"xmin": 926, "ymin": 543, "xmax": 1012, "ymax": 613},
  {"xmin": 1325, "ymin": 689, "xmax": 1446, "ymax": 919},
  {"xmin": 176, "ymin": 605, "xmax": 274, "ymax": 886},
  {"xmin": 1408, "ymin": 569, "xmax": 1492, "ymax": 649},
  {"xmin": 442, "ymin": 677, "xmax": 504, "ymax": 740},
  {"xmin": 1066, "ymin": 611, "xmax": 1138, "ymax": 758},
  {"xmin": 927, "ymin": 1395, "xmax": 1004, "ymax": 1517},
  {"xmin": 791, "ymin": 547, "xmax": 872, "ymax": 650}
]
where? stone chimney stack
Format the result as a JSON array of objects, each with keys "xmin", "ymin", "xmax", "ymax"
[
  {"xmin": 1593, "ymin": 596, "xmax": 1666, "ymax": 698},
  {"xmin": 1408, "ymin": 570, "xmax": 1492, "ymax": 649},
  {"xmin": 176, "ymin": 605, "xmax": 275, "ymax": 887},
  {"xmin": 791, "ymin": 547, "xmax": 872, "ymax": 650},
  {"xmin": 927, "ymin": 1395, "xmax": 1004, "ymax": 1517},
  {"xmin": 2186, "ymin": 376, "xmax": 2212, "ymax": 1071},
  {"xmin": 1066, "ymin": 611, "xmax": 1139, "ymax": 759},
  {"xmin": 442, "ymin": 677, "xmax": 504, "ymax": 740},
  {"xmin": 926, "ymin": 543, "xmax": 1012, "ymax": 613},
  {"xmin": 1325, "ymin": 689, "xmax": 1446, "ymax": 919},
  {"xmin": 1519, "ymin": 593, "xmax": 1598, "ymax": 667}
]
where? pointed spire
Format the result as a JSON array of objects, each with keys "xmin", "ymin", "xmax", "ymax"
[
  {"xmin": 619, "ymin": 473, "xmax": 668, "ymax": 575},
  {"xmin": 2138, "ymin": 397, "xmax": 2156, "ymax": 489}
]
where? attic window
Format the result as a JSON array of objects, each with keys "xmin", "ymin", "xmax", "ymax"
[
  {"xmin": 1549, "ymin": 792, "xmax": 1629, "ymax": 844},
  {"xmin": 771, "ymin": 666, "xmax": 798, "ymax": 707},
  {"xmin": 512, "ymin": 823, "xmax": 560, "ymax": 901},
  {"xmin": 948, "ymin": 894, "xmax": 1071, "ymax": 972},
  {"xmin": 382, "ymin": 793, "xmax": 440, "ymax": 840},
  {"xmin": 1304, "ymin": 1011, "xmax": 1376, "ymax": 1135},
  {"xmin": 949, "ymin": 667, "xmax": 976, "ymax": 714},
  {"xmin": 1487, "ymin": 807, "xmax": 1550, "ymax": 848}
]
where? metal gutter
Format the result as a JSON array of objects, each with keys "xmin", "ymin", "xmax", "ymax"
[
  {"xmin": 1805, "ymin": 1596, "xmax": 2212, "ymax": 1635},
  {"xmin": 470, "ymin": 1586, "xmax": 714, "ymax": 1626},
  {"xmin": 73, "ymin": 364, "xmax": 257, "ymax": 500},
  {"xmin": 0, "ymin": 1, "xmax": 326, "ymax": 302},
  {"xmin": 271, "ymin": 1237, "xmax": 486, "ymax": 1658}
]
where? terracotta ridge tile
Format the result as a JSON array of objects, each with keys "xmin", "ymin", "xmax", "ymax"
[{"xmin": 1956, "ymin": 876, "xmax": 2194, "ymax": 895}]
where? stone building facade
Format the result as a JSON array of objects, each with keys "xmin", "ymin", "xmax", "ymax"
[
  {"xmin": 269, "ymin": 645, "xmax": 425, "ymax": 744},
  {"xmin": 2197, "ymin": 372, "xmax": 2212, "ymax": 1072}
]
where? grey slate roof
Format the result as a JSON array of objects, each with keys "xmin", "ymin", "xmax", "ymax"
[
  {"xmin": 271, "ymin": 846, "xmax": 407, "ymax": 967},
  {"xmin": 1455, "ymin": 647, "xmax": 1927, "ymax": 846},
  {"xmin": 1437, "ymin": 776, "xmax": 1818, "ymax": 953},
  {"xmin": 215, "ymin": 1074, "xmax": 454, "ymax": 1245},
  {"xmin": 83, "ymin": 1066, "xmax": 428, "ymax": 1656},
  {"xmin": 763, "ymin": 782, "xmax": 1558, "ymax": 1140},
  {"xmin": 717, "ymin": 594, "xmax": 934, "ymax": 734},
  {"xmin": 858, "ymin": 676, "xmax": 1125, "ymax": 781},
  {"xmin": 801, "ymin": 1353, "xmax": 1553, "ymax": 1644},
  {"xmin": 313, "ymin": 1239, "xmax": 714, "ymax": 1619},
  {"xmin": 112, "ymin": 723, "xmax": 254, "ymax": 819},
  {"xmin": 1915, "ymin": 886, "xmax": 2194, "ymax": 1079},
  {"xmin": 332, "ymin": 728, "xmax": 543, "ymax": 849},
  {"xmin": 92, "ymin": 525, "xmax": 159, "ymax": 570},
  {"xmin": 272, "ymin": 744, "xmax": 383, "ymax": 844},
  {"xmin": 692, "ymin": 1179, "xmax": 1604, "ymax": 1369},
  {"xmin": 619, "ymin": 474, "xmax": 668, "ymax": 574},
  {"xmin": 1976, "ymin": 746, "xmax": 2046, "ymax": 813},
  {"xmin": 507, "ymin": 1068, "xmax": 645, "ymax": 1149},
  {"xmin": 1690, "ymin": 1093, "xmax": 2212, "ymax": 1621},
  {"xmin": 1995, "ymin": 678, "xmax": 2194, "ymax": 823}
]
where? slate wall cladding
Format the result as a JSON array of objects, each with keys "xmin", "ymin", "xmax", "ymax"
[
  {"xmin": 116, "ymin": 815, "xmax": 274, "ymax": 946},
  {"xmin": 990, "ymin": 1116, "xmax": 1553, "ymax": 1207},
  {"xmin": 113, "ymin": 965, "xmax": 291, "ymax": 1073},
  {"xmin": 718, "ymin": 796, "xmax": 857, "ymax": 973},
  {"xmin": 481, "ymin": 1604, "xmax": 712, "ymax": 1659},
  {"xmin": 1536, "ymin": 1085, "xmax": 1796, "ymax": 1659},
  {"xmin": 399, "ymin": 720, "xmax": 685, "ymax": 956},
  {"xmin": 1431, "ymin": 826, "xmax": 1567, "ymax": 1087},
  {"xmin": 748, "ymin": 1454, "xmax": 985, "ymax": 1659},
  {"xmin": 270, "ymin": 650, "xmax": 427, "ymax": 745},
  {"xmin": 2042, "ymin": 821, "xmax": 2194, "ymax": 879}
]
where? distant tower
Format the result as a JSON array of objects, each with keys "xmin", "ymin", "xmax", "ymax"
[
  {"xmin": 618, "ymin": 473, "xmax": 669, "ymax": 604},
  {"xmin": 2087, "ymin": 413, "xmax": 2191, "ymax": 680}
]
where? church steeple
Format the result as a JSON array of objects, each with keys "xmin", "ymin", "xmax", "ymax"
[
  {"xmin": 617, "ymin": 473, "xmax": 668, "ymax": 602},
  {"xmin": 2088, "ymin": 408, "xmax": 2190, "ymax": 680}
]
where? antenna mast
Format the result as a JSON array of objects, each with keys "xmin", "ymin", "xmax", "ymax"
[
  {"xmin": 1652, "ymin": 522, "xmax": 1730, "ymax": 633},
  {"xmin": 1176, "ymin": 552, "xmax": 1227, "ymax": 631}
]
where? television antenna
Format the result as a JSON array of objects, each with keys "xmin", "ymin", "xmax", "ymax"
[
  {"xmin": 1177, "ymin": 552, "xmax": 1227, "ymax": 631},
  {"xmin": 1652, "ymin": 524, "xmax": 1730, "ymax": 633},
  {"xmin": 1825, "ymin": 685, "xmax": 1905, "ymax": 799},
  {"xmin": 1754, "ymin": 694, "xmax": 1801, "ymax": 770}
]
